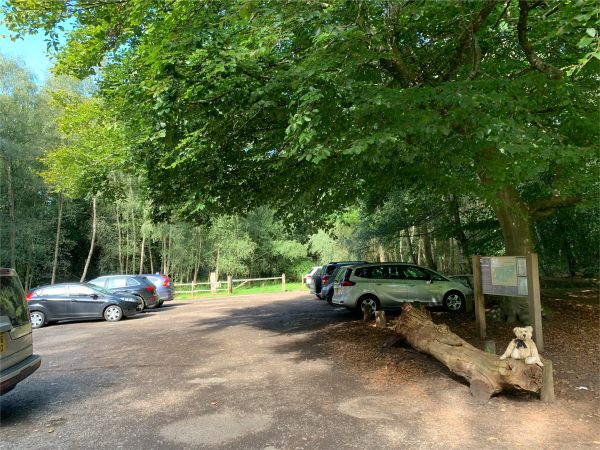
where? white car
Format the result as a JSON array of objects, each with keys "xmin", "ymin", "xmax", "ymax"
[
  {"xmin": 304, "ymin": 266, "xmax": 322, "ymax": 292},
  {"xmin": 332, "ymin": 263, "xmax": 472, "ymax": 314}
]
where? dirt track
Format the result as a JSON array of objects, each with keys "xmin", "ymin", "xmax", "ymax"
[{"xmin": 1, "ymin": 291, "xmax": 598, "ymax": 449}]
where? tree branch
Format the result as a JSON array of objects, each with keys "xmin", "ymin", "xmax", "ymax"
[
  {"xmin": 492, "ymin": 0, "xmax": 511, "ymax": 29},
  {"xmin": 517, "ymin": 0, "xmax": 562, "ymax": 80},
  {"xmin": 529, "ymin": 194, "xmax": 581, "ymax": 218},
  {"xmin": 441, "ymin": 0, "xmax": 497, "ymax": 82}
]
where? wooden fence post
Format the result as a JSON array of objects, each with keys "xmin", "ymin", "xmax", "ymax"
[
  {"xmin": 282, "ymin": 273, "xmax": 286, "ymax": 291},
  {"xmin": 227, "ymin": 275, "xmax": 233, "ymax": 294},
  {"xmin": 526, "ymin": 253, "xmax": 544, "ymax": 352},
  {"xmin": 540, "ymin": 359, "xmax": 555, "ymax": 402},
  {"xmin": 472, "ymin": 255, "xmax": 486, "ymax": 340},
  {"xmin": 210, "ymin": 272, "xmax": 217, "ymax": 294}
]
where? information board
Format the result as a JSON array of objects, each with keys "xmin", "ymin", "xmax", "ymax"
[{"xmin": 480, "ymin": 256, "xmax": 528, "ymax": 297}]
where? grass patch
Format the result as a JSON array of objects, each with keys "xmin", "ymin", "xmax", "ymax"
[{"xmin": 174, "ymin": 281, "xmax": 307, "ymax": 300}]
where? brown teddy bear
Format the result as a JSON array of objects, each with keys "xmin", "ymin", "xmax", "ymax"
[{"xmin": 499, "ymin": 326, "xmax": 543, "ymax": 367}]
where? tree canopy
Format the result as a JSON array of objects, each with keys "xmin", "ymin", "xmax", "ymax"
[{"xmin": 2, "ymin": 0, "xmax": 598, "ymax": 257}]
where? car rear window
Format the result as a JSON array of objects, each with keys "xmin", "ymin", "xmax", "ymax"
[
  {"xmin": 127, "ymin": 277, "xmax": 141, "ymax": 287},
  {"xmin": 0, "ymin": 273, "xmax": 29, "ymax": 328},
  {"xmin": 38, "ymin": 286, "xmax": 67, "ymax": 296},
  {"xmin": 334, "ymin": 268, "xmax": 348, "ymax": 283},
  {"xmin": 144, "ymin": 276, "xmax": 162, "ymax": 287},
  {"xmin": 107, "ymin": 277, "xmax": 128, "ymax": 288}
]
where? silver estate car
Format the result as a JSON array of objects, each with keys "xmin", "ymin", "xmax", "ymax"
[{"xmin": 332, "ymin": 263, "xmax": 472, "ymax": 314}]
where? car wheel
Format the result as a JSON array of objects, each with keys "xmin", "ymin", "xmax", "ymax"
[
  {"xmin": 444, "ymin": 291, "xmax": 465, "ymax": 312},
  {"xmin": 104, "ymin": 305, "xmax": 123, "ymax": 322},
  {"xmin": 358, "ymin": 296, "xmax": 379, "ymax": 316},
  {"xmin": 135, "ymin": 295, "xmax": 146, "ymax": 311},
  {"xmin": 30, "ymin": 311, "xmax": 45, "ymax": 329}
]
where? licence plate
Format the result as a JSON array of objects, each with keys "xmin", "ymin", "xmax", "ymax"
[{"xmin": 0, "ymin": 333, "xmax": 5, "ymax": 354}]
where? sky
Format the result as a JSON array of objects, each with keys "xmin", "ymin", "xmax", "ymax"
[{"xmin": 0, "ymin": 24, "xmax": 55, "ymax": 82}]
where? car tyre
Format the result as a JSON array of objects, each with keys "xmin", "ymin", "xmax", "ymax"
[
  {"xmin": 444, "ymin": 291, "xmax": 465, "ymax": 312},
  {"xmin": 104, "ymin": 305, "xmax": 123, "ymax": 322},
  {"xmin": 357, "ymin": 296, "xmax": 379, "ymax": 317},
  {"xmin": 326, "ymin": 289, "xmax": 334, "ymax": 304},
  {"xmin": 135, "ymin": 295, "xmax": 146, "ymax": 311},
  {"xmin": 30, "ymin": 311, "xmax": 45, "ymax": 329}
]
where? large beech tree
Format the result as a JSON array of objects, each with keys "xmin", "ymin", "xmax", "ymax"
[{"xmin": 3, "ymin": 0, "xmax": 598, "ymax": 256}]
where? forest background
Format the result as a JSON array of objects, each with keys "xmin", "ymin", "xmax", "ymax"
[{"xmin": 0, "ymin": 0, "xmax": 598, "ymax": 291}]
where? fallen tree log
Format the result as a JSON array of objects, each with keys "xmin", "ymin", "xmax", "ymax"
[{"xmin": 394, "ymin": 304, "xmax": 543, "ymax": 402}]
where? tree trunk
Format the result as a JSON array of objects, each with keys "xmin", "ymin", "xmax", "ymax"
[
  {"xmin": 447, "ymin": 194, "xmax": 469, "ymax": 272},
  {"xmin": 215, "ymin": 247, "xmax": 220, "ymax": 280},
  {"xmin": 6, "ymin": 160, "xmax": 16, "ymax": 268},
  {"xmin": 419, "ymin": 224, "xmax": 437, "ymax": 270},
  {"xmin": 131, "ymin": 207, "xmax": 137, "ymax": 274},
  {"xmin": 51, "ymin": 193, "xmax": 64, "ymax": 284},
  {"xmin": 494, "ymin": 186, "xmax": 533, "ymax": 255},
  {"xmin": 394, "ymin": 304, "xmax": 543, "ymax": 402},
  {"xmin": 148, "ymin": 244, "xmax": 154, "ymax": 273},
  {"xmin": 139, "ymin": 232, "xmax": 146, "ymax": 275},
  {"xmin": 166, "ymin": 225, "xmax": 173, "ymax": 275},
  {"xmin": 193, "ymin": 239, "xmax": 202, "ymax": 285},
  {"xmin": 125, "ymin": 211, "xmax": 130, "ymax": 273},
  {"xmin": 378, "ymin": 244, "xmax": 386, "ymax": 262},
  {"xmin": 405, "ymin": 227, "xmax": 417, "ymax": 264},
  {"xmin": 80, "ymin": 196, "xmax": 97, "ymax": 282},
  {"xmin": 116, "ymin": 203, "xmax": 124, "ymax": 273},
  {"xmin": 493, "ymin": 186, "xmax": 535, "ymax": 323},
  {"xmin": 162, "ymin": 235, "xmax": 167, "ymax": 274}
]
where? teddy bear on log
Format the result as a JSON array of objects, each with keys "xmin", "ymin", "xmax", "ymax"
[{"xmin": 499, "ymin": 326, "xmax": 544, "ymax": 367}]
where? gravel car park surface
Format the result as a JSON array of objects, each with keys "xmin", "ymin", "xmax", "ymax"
[{"xmin": 1, "ymin": 291, "xmax": 598, "ymax": 449}]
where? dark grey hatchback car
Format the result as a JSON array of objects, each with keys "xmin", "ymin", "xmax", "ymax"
[
  {"xmin": 88, "ymin": 275, "xmax": 159, "ymax": 310},
  {"xmin": 26, "ymin": 283, "xmax": 139, "ymax": 329}
]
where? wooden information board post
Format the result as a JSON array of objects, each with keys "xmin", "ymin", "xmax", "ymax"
[{"xmin": 472, "ymin": 253, "xmax": 544, "ymax": 352}]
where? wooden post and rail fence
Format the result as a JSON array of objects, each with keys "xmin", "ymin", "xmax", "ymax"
[{"xmin": 174, "ymin": 273, "xmax": 287, "ymax": 295}]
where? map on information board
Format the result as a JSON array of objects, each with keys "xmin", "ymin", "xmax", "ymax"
[
  {"xmin": 480, "ymin": 256, "xmax": 528, "ymax": 297},
  {"xmin": 490, "ymin": 257, "xmax": 518, "ymax": 286}
]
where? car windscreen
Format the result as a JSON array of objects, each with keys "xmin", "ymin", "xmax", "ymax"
[{"xmin": 0, "ymin": 274, "xmax": 29, "ymax": 328}]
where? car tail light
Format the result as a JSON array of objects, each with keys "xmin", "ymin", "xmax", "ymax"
[
  {"xmin": 322, "ymin": 275, "xmax": 330, "ymax": 284},
  {"xmin": 145, "ymin": 285, "xmax": 155, "ymax": 292},
  {"xmin": 306, "ymin": 275, "xmax": 312, "ymax": 281},
  {"xmin": 25, "ymin": 292, "xmax": 33, "ymax": 301},
  {"xmin": 341, "ymin": 280, "xmax": 355, "ymax": 287},
  {"xmin": 161, "ymin": 275, "xmax": 170, "ymax": 287}
]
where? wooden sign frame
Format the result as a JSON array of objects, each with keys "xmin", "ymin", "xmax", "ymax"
[{"xmin": 472, "ymin": 253, "xmax": 544, "ymax": 352}]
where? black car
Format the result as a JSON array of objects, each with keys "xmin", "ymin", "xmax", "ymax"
[
  {"xmin": 26, "ymin": 283, "xmax": 139, "ymax": 328},
  {"xmin": 317, "ymin": 261, "xmax": 369, "ymax": 303},
  {"xmin": 88, "ymin": 275, "xmax": 159, "ymax": 310}
]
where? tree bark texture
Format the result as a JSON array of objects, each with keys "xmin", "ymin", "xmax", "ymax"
[
  {"xmin": 394, "ymin": 304, "xmax": 542, "ymax": 401},
  {"xmin": 493, "ymin": 186, "xmax": 533, "ymax": 256},
  {"xmin": 80, "ymin": 196, "xmax": 97, "ymax": 282},
  {"xmin": 116, "ymin": 203, "xmax": 124, "ymax": 273},
  {"xmin": 406, "ymin": 227, "xmax": 417, "ymax": 264},
  {"xmin": 419, "ymin": 224, "xmax": 437, "ymax": 270},
  {"xmin": 51, "ymin": 193, "xmax": 64, "ymax": 284},
  {"xmin": 6, "ymin": 160, "xmax": 16, "ymax": 268},
  {"xmin": 139, "ymin": 233, "xmax": 146, "ymax": 275}
]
